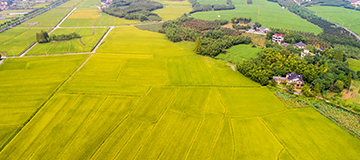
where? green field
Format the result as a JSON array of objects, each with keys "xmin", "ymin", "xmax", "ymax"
[
  {"xmin": 153, "ymin": 0, "xmax": 192, "ymax": 21},
  {"xmin": 191, "ymin": 0, "xmax": 322, "ymax": 34},
  {"xmin": 0, "ymin": 29, "xmax": 44, "ymax": 56},
  {"xmin": 61, "ymin": 9, "xmax": 140, "ymax": 27},
  {"xmin": 17, "ymin": 8, "xmax": 71, "ymax": 28},
  {"xmin": 216, "ymin": 44, "xmax": 262, "ymax": 63},
  {"xmin": 57, "ymin": 0, "xmax": 83, "ymax": 8},
  {"xmin": 307, "ymin": 6, "xmax": 360, "ymax": 36},
  {"xmin": 77, "ymin": 0, "xmax": 101, "ymax": 7},
  {"xmin": 348, "ymin": 58, "xmax": 360, "ymax": 72},
  {"xmin": 1, "ymin": 12, "xmax": 360, "ymax": 159},
  {"xmin": 27, "ymin": 28, "xmax": 107, "ymax": 55},
  {"xmin": 0, "ymin": 54, "xmax": 89, "ymax": 150}
]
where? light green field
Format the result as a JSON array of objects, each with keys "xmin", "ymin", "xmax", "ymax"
[
  {"xmin": 348, "ymin": 58, "xmax": 360, "ymax": 72},
  {"xmin": 153, "ymin": 0, "xmax": 192, "ymax": 21},
  {"xmin": 0, "ymin": 19, "xmax": 10, "ymax": 24},
  {"xmin": 216, "ymin": 44, "xmax": 262, "ymax": 63},
  {"xmin": 62, "ymin": 10, "xmax": 140, "ymax": 27},
  {"xmin": 77, "ymin": 0, "xmax": 100, "ymax": 7},
  {"xmin": 1, "ymin": 20, "xmax": 360, "ymax": 159},
  {"xmin": 191, "ymin": 0, "xmax": 322, "ymax": 34},
  {"xmin": 57, "ymin": 0, "xmax": 83, "ymax": 8},
  {"xmin": 27, "ymin": 28, "xmax": 107, "ymax": 55},
  {"xmin": 17, "ymin": 8, "xmax": 71, "ymax": 28},
  {"xmin": 197, "ymin": 0, "xmax": 228, "ymax": 5},
  {"xmin": 93, "ymin": 13, "xmax": 140, "ymax": 26},
  {"xmin": 0, "ymin": 29, "xmax": 44, "ymax": 56},
  {"xmin": 307, "ymin": 6, "xmax": 360, "ymax": 35},
  {"xmin": 32, "ymin": 3, "xmax": 48, "ymax": 8},
  {"xmin": 0, "ymin": 54, "xmax": 89, "ymax": 150}
]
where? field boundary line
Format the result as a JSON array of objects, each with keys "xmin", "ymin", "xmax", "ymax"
[
  {"xmin": 91, "ymin": 26, "xmax": 114, "ymax": 53},
  {"xmin": 133, "ymin": 88, "xmax": 180, "ymax": 159},
  {"xmin": 277, "ymin": 148, "xmax": 284, "ymax": 160},
  {"xmin": 56, "ymin": 96, "xmax": 109, "ymax": 159},
  {"xmin": 183, "ymin": 114, "xmax": 205, "ymax": 160},
  {"xmin": 185, "ymin": 57, "xmax": 195, "ymax": 85},
  {"xmin": 112, "ymin": 122, "xmax": 143, "ymax": 159},
  {"xmin": 58, "ymin": 91, "xmax": 146, "ymax": 97},
  {"xmin": 202, "ymin": 56, "xmax": 217, "ymax": 85},
  {"xmin": 89, "ymin": 115, "xmax": 131, "ymax": 159},
  {"xmin": 0, "ymin": 29, "xmax": 29, "ymax": 46},
  {"xmin": 259, "ymin": 117, "xmax": 296, "ymax": 160},
  {"xmin": 26, "ymin": 95, "xmax": 83, "ymax": 160},
  {"xmin": 0, "ymin": 53, "xmax": 92, "ymax": 152},
  {"xmin": 230, "ymin": 119, "xmax": 236, "ymax": 160},
  {"xmin": 208, "ymin": 116, "xmax": 225, "ymax": 157},
  {"xmin": 115, "ymin": 58, "xmax": 127, "ymax": 81}
]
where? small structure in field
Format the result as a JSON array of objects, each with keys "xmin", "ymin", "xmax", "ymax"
[
  {"xmin": 273, "ymin": 76, "xmax": 286, "ymax": 84},
  {"xmin": 293, "ymin": 42, "xmax": 306, "ymax": 49},
  {"xmin": 272, "ymin": 33, "xmax": 284, "ymax": 45}
]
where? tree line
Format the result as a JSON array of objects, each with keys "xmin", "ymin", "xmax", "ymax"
[
  {"xmin": 188, "ymin": 0, "xmax": 235, "ymax": 14},
  {"xmin": 36, "ymin": 31, "xmax": 81, "ymax": 43},
  {"xmin": 103, "ymin": 0, "xmax": 163, "ymax": 22},
  {"xmin": 160, "ymin": 16, "xmax": 251, "ymax": 57}
]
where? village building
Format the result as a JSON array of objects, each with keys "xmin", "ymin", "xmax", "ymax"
[
  {"xmin": 293, "ymin": 42, "xmax": 306, "ymax": 49},
  {"xmin": 281, "ymin": 43, "xmax": 289, "ymax": 48},
  {"xmin": 272, "ymin": 72, "xmax": 304, "ymax": 88},
  {"xmin": 272, "ymin": 33, "xmax": 284, "ymax": 45},
  {"xmin": 0, "ymin": 0, "xmax": 8, "ymax": 6},
  {"xmin": 256, "ymin": 27, "xmax": 271, "ymax": 33},
  {"xmin": 317, "ymin": 48, "xmax": 325, "ymax": 51},
  {"xmin": 301, "ymin": 49, "xmax": 310, "ymax": 59},
  {"xmin": 350, "ymin": 0, "xmax": 360, "ymax": 5}
]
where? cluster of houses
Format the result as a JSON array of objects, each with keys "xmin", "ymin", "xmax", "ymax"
[
  {"xmin": 272, "ymin": 33, "xmax": 325, "ymax": 59},
  {"xmin": 0, "ymin": 0, "xmax": 56, "ymax": 11}
]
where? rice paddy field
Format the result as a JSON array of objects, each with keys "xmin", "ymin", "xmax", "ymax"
[
  {"xmin": 153, "ymin": 0, "xmax": 192, "ymax": 21},
  {"xmin": 307, "ymin": 6, "xmax": 360, "ymax": 35},
  {"xmin": 0, "ymin": 28, "xmax": 45, "ymax": 56},
  {"xmin": 191, "ymin": 0, "xmax": 322, "ymax": 34},
  {"xmin": 16, "ymin": 8, "xmax": 72, "ymax": 28},
  {"xmin": 0, "ymin": 25, "xmax": 360, "ymax": 159},
  {"xmin": 216, "ymin": 44, "xmax": 262, "ymax": 63},
  {"xmin": 61, "ymin": 8, "xmax": 140, "ymax": 27},
  {"xmin": 27, "ymin": 28, "xmax": 107, "ymax": 55}
]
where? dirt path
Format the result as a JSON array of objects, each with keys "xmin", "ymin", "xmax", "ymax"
[
  {"xmin": 91, "ymin": 13, "xmax": 102, "ymax": 35},
  {"xmin": 79, "ymin": 38, "xmax": 91, "ymax": 47},
  {"xmin": 92, "ymin": 27, "xmax": 114, "ymax": 53}
]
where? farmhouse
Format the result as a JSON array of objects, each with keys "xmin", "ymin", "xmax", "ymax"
[
  {"xmin": 286, "ymin": 72, "xmax": 304, "ymax": 87},
  {"xmin": 301, "ymin": 49, "xmax": 310, "ymax": 59},
  {"xmin": 350, "ymin": 0, "xmax": 360, "ymax": 5},
  {"xmin": 281, "ymin": 43, "xmax": 289, "ymax": 48},
  {"xmin": 293, "ymin": 42, "xmax": 306, "ymax": 49},
  {"xmin": 272, "ymin": 33, "xmax": 284, "ymax": 45},
  {"xmin": 272, "ymin": 72, "xmax": 304, "ymax": 87},
  {"xmin": 256, "ymin": 27, "xmax": 271, "ymax": 33}
]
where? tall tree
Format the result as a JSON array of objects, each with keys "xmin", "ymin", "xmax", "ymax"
[
  {"xmin": 194, "ymin": 37, "xmax": 202, "ymax": 54},
  {"xmin": 313, "ymin": 83, "xmax": 320, "ymax": 96},
  {"xmin": 333, "ymin": 50, "xmax": 343, "ymax": 62},
  {"xmin": 346, "ymin": 73, "xmax": 352, "ymax": 89}
]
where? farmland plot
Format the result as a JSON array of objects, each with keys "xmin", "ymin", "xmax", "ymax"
[
  {"xmin": 0, "ymin": 54, "xmax": 88, "ymax": 150},
  {"xmin": 17, "ymin": 8, "xmax": 72, "ymax": 28},
  {"xmin": 153, "ymin": 0, "xmax": 192, "ymax": 21},
  {"xmin": 1, "ymin": 17, "xmax": 360, "ymax": 160},
  {"xmin": 0, "ymin": 29, "xmax": 44, "ymax": 56},
  {"xmin": 27, "ymin": 28, "xmax": 106, "ymax": 55},
  {"xmin": 191, "ymin": 0, "xmax": 322, "ymax": 34}
]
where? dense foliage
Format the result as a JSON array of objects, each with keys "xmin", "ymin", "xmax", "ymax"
[
  {"xmin": 247, "ymin": 0, "xmax": 252, "ymax": 5},
  {"xmin": 36, "ymin": 31, "xmax": 81, "ymax": 43},
  {"xmin": 161, "ymin": 16, "xmax": 251, "ymax": 57},
  {"xmin": 237, "ymin": 48, "xmax": 354, "ymax": 93},
  {"xmin": 188, "ymin": 0, "xmax": 235, "ymax": 14},
  {"xmin": 267, "ymin": 0, "xmax": 360, "ymax": 59},
  {"xmin": 231, "ymin": 17, "xmax": 252, "ymax": 24},
  {"xmin": 266, "ymin": 28, "xmax": 308, "ymax": 44},
  {"xmin": 103, "ymin": 0, "xmax": 163, "ymax": 21}
]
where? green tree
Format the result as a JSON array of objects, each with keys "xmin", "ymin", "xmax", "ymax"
[
  {"xmin": 334, "ymin": 80, "xmax": 344, "ymax": 93},
  {"xmin": 194, "ymin": 37, "xmax": 202, "ymax": 54},
  {"xmin": 270, "ymin": 79, "xmax": 277, "ymax": 87},
  {"xmin": 260, "ymin": 77, "xmax": 269, "ymax": 86},
  {"xmin": 313, "ymin": 83, "xmax": 320, "ymax": 96},
  {"xmin": 345, "ymin": 73, "xmax": 352, "ymax": 89},
  {"xmin": 333, "ymin": 50, "xmax": 343, "ymax": 62},
  {"xmin": 286, "ymin": 83, "xmax": 295, "ymax": 93}
]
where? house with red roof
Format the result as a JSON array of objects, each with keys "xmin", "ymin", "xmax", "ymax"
[{"xmin": 272, "ymin": 33, "xmax": 284, "ymax": 45}]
